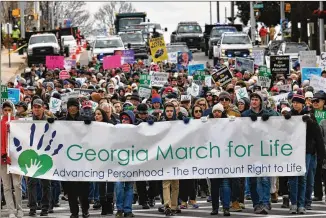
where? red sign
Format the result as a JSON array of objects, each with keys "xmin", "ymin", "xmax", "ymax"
[
  {"xmin": 122, "ymin": 63, "xmax": 131, "ymax": 72},
  {"xmin": 59, "ymin": 70, "xmax": 71, "ymax": 80},
  {"xmin": 46, "ymin": 56, "xmax": 64, "ymax": 69}
]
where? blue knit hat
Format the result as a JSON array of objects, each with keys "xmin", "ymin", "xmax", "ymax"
[{"xmin": 152, "ymin": 92, "xmax": 162, "ymax": 104}]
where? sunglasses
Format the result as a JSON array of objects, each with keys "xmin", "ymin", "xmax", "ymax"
[
  {"xmin": 206, "ymin": 94, "xmax": 212, "ymax": 97},
  {"xmin": 3, "ymin": 109, "xmax": 12, "ymax": 112},
  {"xmin": 194, "ymin": 110, "xmax": 202, "ymax": 113},
  {"xmin": 312, "ymin": 99, "xmax": 320, "ymax": 103},
  {"xmin": 219, "ymin": 98, "xmax": 230, "ymax": 102},
  {"xmin": 122, "ymin": 117, "xmax": 130, "ymax": 121},
  {"xmin": 198, "ymin": 103, "xmax": 206, "ymax": 106}
]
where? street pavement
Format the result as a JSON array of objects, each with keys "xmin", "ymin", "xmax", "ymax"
[{"xmin": 1, "ymin": 196, "xmax": 326, "ymax": 217}]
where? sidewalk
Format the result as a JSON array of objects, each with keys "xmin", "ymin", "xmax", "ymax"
[{"xmin": 1, "ymin": 49, "xmax": 26, "ymax": 84}]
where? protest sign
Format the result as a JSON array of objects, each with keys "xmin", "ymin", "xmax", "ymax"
[
  {"xmin": 90, "ymin": 101, "xmax": 98, "ymax": 112},
  {"xmin": 193, "ymin": 70, "xmax": 206, "ymax": 81},
  {"xmin": 204, "ymin": 75, "xmax": 212, "ymax": 87},
  {"xmin": 235, "ymin": 87, "xmax": 249, "ymax": 100},
  {"xmin": 180, "ymin": 95, "xmax": 191, "ymax": 102},
  {"xmin": 270, "ymin": 55, "xmax": 290, "ymax": 74},
  {"xmin": 122, "ymin": 50, "xmax": 135, "ymax": 64},
  {"xmin": 271, "ymin": 92, "xmax": 290, "ymax": 104},
  {"xmin": 75, "ymin": 89, "xmax": 93, "ymax": 96},
  {"xmin": 168, "ymin": 52, "xmax": 178, "ymax": 64},
  {"xmin": 235, "ymin": 57, "xmax": 254, "ymax": 73},
  {"xmin": 277, "ymin": 84, "xmax": 292, "ymax": 92},
  {"xmin": 309, "ymin": 75, "xmax": 326, "ymax": 93},
  {"xmin": 188, "ymin": 64, "xmax": 205, "ymax": 76},
  {"xmin": 60, "ymin": 91, "xmax": 80, "ymax": 109},
  {"xmin": 252, "ymin": 50, "xmax": 264, "ymax": 66},
  {"xmin": 7, "ymin": 88, "xmax": 20, "ymax": 104},
  {"xmin": 1, "ymin": 85, "xmax": 8, "ymax": 104},
  {"xmin": 299, "ymin": 50, "xmax": 317, "ymax": 68},
  {"xmin": 59, "ymin": 70, "xmax": 71, "ymax": 80},
  {"xmin": 46, "ymin": 56, "xmax": 64, "ymax": 69},
  {"xmin": 140, "ymin": 74, "xmax": 151, "ymax": 86},
  {"xmin": 259, "ymin": 66, "xmax": 271, "ymax": 77},
  {"xmin": 103, "ymin": 56, "xmax": 121, "ymax": 70},
  {"xmin": 75, "ymin": 78, "xmax": 87, "ymax": 85},
  {"xmin": 315, "ymin": 110, "xmax": 326, "ymax": 124},
  {"xmin": 319, "ymin": 52, "xmax": 326, "ymax": 68},
  {"xmin": 177, "ymin": 52, "xmax": 193, "ymax": 71},
  {"xmin": 8, "ymin": 117, "xmax": 306, "ymax": 181},
  {"xmin": 150, "ymin": 72, "xmax": 168, "ymax": 87},
  {"xmin": 211, "ymin": 66, "xmax": 233, "ymax": 87},
  {"xmin": 265, "ymin": 56, "xmax": 270, "ymax": 68},
  {"xmin": 64, "ymin": 60, "xmax": 76, "ymax": 70},
  {"xmin": 257, "ymin": 76, "xmax": 271, "ymax": 88},
  {"xmin": 301, "ymin": 67, "xmax": 322, "ymax": 82},
  {"xmin": 138, "ymin": 86, "xmax": 152, "ymax": 99},
  {"xmin": 49, "ymin": 97, "xmax": 62, "ymax": 113},
  {"xmin": 149, "ymin": 37, "xmax": 168, "ymax": 63},
  {"xmin": 190, "ymin": 83, "xmax": 200, "ymax": 97},
  {"xmin": 122, "ymin": 63, "xmax": 131, "ymax": 73}
]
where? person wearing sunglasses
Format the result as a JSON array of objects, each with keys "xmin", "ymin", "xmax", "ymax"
[
  {"xmin": 312, "ymin": 92, "xmax": 326, "ymax": 113},
  {"xmin": 218, "ymin": 92, "xmax": 240, "ymax": 117},
  {"xmin": 205, "ymin": 91, "xmax": 214, "ymax": 108}
]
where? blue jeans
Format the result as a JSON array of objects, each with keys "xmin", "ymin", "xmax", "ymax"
[
  {"xmin": 210, "ymin": 178, "xmax": 231, "ymax": 209},
  {"xmin": 250, "ymin": 177, "xmax": 271, "ymax": 207},
  {"xmin": 22, "ymin": 177, "xmax": 27, "ymax": 195},
  {"xmin": 289, "ymin": 154, "xmax": 316, "ymax": 208},
  {"xmin": 89, "ymin": 182, "xmax": 99, "ymax": 201},
  {"xmin": 245, "ymin": 178, "xmax": 251, "ymax": 196},
  {"xmin": 51, "ymin": 181, "xmax": 61, "ymax": 203},
  {"xmin": 115, "ymin": 182, "xmax": 133, "ymax": 213}
]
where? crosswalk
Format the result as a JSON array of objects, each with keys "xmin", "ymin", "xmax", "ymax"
[{"xmin": 1, "ymin": 198, "xmax": 326, "ymax": 217}]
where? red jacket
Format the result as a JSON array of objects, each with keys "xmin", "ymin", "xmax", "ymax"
[{"xmin": 1, "ymin": 115, "xmax": 14, "ymax": 163}]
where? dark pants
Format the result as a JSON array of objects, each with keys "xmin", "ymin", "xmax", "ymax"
[
  {"xmin": 136, "ymin": 181, "xmax": 158, "ymax": 204},
  {"xmin": 239, "ymin": 178, "xmax": 245, "ymax": 203},
  {"xmin": 99, "ymin": 182, "xmax": 114, "ymax": 210},
  {"xmin": 231, "ymin": 178, "xmax": 240, "ymax": 202},
  {"xmin": 49, "ymin": 181, "xmax": 61, "ymax": 209},
  {"xmin": 210, "ymin": 178, "xmax": 231, "ymax": 210},
  {"xmin": 322, "ymin": 169, "xmax": 326, "ymax": 197},
  {"xmin": 28, "ymin": 178, "xmax": 51, "ymax": 212},
  {"xmin": 199, "ymin": 179, "xmax": 208, "ymax": 194},
  {"xmin": 61, "ymin": 181, "xmax": 68, "ymax": 196},
  {"xmin": 278, "ymin": 177, "xmax": 289, "ymax": 196},
  {"xmin": 67, "ymin": 182, "xmax": 90, "ymax": 216},
  {"xmin": 314, "ymin": 162, "xmax": 323, "ymax": 199},
  {"xmin": 179, "ymin": 179, "xmax": 196, "ymax": 202}
]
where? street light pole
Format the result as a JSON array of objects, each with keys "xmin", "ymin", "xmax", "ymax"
[
  {"xmin": 216, "ymin": 1, "xmax": 220, "ymax": 23},
  {"xmin": 19, "ymin": 1, "xmax": 26, "ymax": 38},
  {"xmin": 280, "ymin": 1, "xmax": 285, "ymax": 39},
  {"xmin": 250, "ymin": 2, "xmax": 256, "ymax": 44},
  {"xmin": 210, "ymin": 1, "xmax": 212, "ymax": 24},
  {"xmin": 320, "ymin": 1, "xmax": 325, "ymax": 53}
]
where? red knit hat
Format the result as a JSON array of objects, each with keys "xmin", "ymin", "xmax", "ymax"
[{"xmin": 292, "ymin": 94, "xmax": 305, "ymax": 104}]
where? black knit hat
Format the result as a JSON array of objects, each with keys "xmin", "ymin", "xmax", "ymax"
[
  {"xmin": 67, "ymin": 98, "xmax": 79, "ymax": 108},
  {"xmin": 137, "ymin": 103, "xmax": 148, "ymax": 114},
  {"xmin": 130, "ymin": 92, "xmax": 140, "ymax": 102}
]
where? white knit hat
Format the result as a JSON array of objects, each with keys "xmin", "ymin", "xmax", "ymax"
[
  {"xmin": 212, "ymin": 103, "xmax": 224, "ymax": 113},
  {"xmin": 305, "ymin": 91, "xmax": 313, "ymax": 99}
]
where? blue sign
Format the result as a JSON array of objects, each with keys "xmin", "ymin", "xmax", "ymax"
[
  {"xmin": 8, "ymin": 88, "xmax": 20, "ymax": 104},
  {"xmin": 301, "ymin": 67, "xmax": 322, "ymax": 82},
  {"xmin": 188, "ymin": 64, "xmax": 205, "ymax": 76}
]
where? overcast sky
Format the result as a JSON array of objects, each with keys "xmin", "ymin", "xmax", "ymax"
[{"xmin": 86, "ymin": 1, "xmax": 240, "ymax": 35}]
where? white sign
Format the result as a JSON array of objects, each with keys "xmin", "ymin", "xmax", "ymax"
[
  {"xmin": 61, "ymin": 91, "xmax": 80, "ymax": 109},
  {"xmin": 180, "ymin": 95, "xmax": 191, "ymax": 102},
  {"xmin": 205, "ymin": 75, "xmax": 212, "ymax": 87},
  {"xmin": 252, "ymin": 50, "xmax": 265, "ymax": 66},
  {"xmin": 319, "ymin": 52, "xmax": 326, "ymax": 69},
  {"xmin": 90, "ymin": 101, "xmax": 98, "ymax": 112},
  {"xmin": 64, "ymin": 60, "xmax": 76, "ymax": 71},
  {"xmin": 265, "ymin": 56, "xmax": 270, "ymax": 68},
  {"xmin": 138, "ymin": 86, "xmax": 152, "ymax": 99},
  {"xmin": 299, "ymin": 50, "xmax": 317, "ymax": 68},
  {"xmin": 271, "ymin": 92, "xmax": 290, "ymax": 104},
  {"xmin": 235, "ymin": 87, "xmax": 249, "ymax": 100},
  {"xmin": 168, "ymin": 52, "xmax": 178, "ymax": 64},
  {"xmin": 49, "ymin": 98, "xmax": 62, "ymax": 113},
  {"xmin": 277, "ymin": 84, "xmax": 292, "ymax": 92},
  {"xmin": 8, "ymin": 117, "xmax": 306, "ymax": 181},
  {"xmin": 190, "ymin": 82, "xmax": 200, "ymax": 97},
  {"xmin": 75, "ymin": 78, "xmax": 87, "ymax": 85},
  {"xmin": 257, "ymin": 76, "xmax": 271, "ymax": 88},
  {"xmin": 310, "ymin": 75, "xmax": 326, "ymax": 93},
  {"xmin": 150, "ymin": 72, "xmax": 168, "ymax": 87}
]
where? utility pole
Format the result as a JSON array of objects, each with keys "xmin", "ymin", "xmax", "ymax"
[
  {"xmin": 250, "ymin": 2, "xmax": 256, "ymax": 44},
  {"xmin": 320, "ymin": 1, "xmax": 325, "ymax": 53},
  {"xmin": 34, "ymin": 1, "xmax": 40, "ymax": 31},
  {"xmin": 19, "ymin": 1, "xmax": 26, "ymax": 38},
  {"xmin": 216, "ymin": 2, "xmax": 220, "ymax": 23},
  {"xmin": 280, "ymin": 1, "xmax": 285, "ymax": 38},
  {"xmin": 225, "ymin": 7, "xmax": 227, "ymax": 23},
  {"xmin": 210, "ymin": 2, "xmax": 212, "ymax": 24},
  {"xmin": 8, "ymin": 8, "xmax": 12, "ymax": 68},
  {"xmin": 231, "ymin": 1, "xmax": 235, "ymax": 24},
  {"xmin": 51, "ymin": 1, "xmax": 54, "ymax": 29}
]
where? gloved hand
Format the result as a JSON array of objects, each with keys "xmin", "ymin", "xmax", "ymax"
[
  {"xmin": 84, "ymin": 119, "xmax": 92, "ymax": 125},
  {"xmin": 183, "ymin": 117, "xmax": 190, "ymax": 124},
  {"xmin": 1, "ymin": 154, "xmax": 11, "ymax": 165},
  {"xmin": 302, "ymin": 115, "xmax": 311, "ymax": 123},
  {"xmin": 147, "ymin": 119, "xmax": 154, "ymax": 126},
  {"xmin": 250, "ymin": 114, "xmax": 257, "ymax": 122},
  {"xmin": 284, "ymin": 112, "xmax": 291, "ymax": 120},
  {"xmin": 47, "ymin": 118, "xmax": 55, "ymax": 124},
  {"xmin": 262, "ymin": 114, "xmax": 270, "ymax": 121}
]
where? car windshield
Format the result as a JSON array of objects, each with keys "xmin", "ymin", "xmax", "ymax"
[
  {"xmin": 94, "ymin": 39, "xmax": 124, "ymax": 48},
  {"xmin": 177, "ymin": 25, "xmax": 202, "ymax": 33},
  {"xmin": 64, "ymin": 36, "xmax": 75, "ymax": 41},
  {"xmin": 167, "ymin": 46, "xmax": 189, "ymax": 53},
  {"xmin": 285, "ymin": 44, "xmax": 309, "ymax": 53},
  {"xmin": 146, "ymin": 24, "xmax": 162, "ymax": 30},
  {"xmin": 119, "ymin": 18, "xmax": 143, "ymax": 30},
  {"xmin": 211, "ymin": 27, "xmax": 237, "ymax": 37},
  {"xmin": 222, "ymin": 35, "xmax": 251, "ymax": 44},
  {"xmin": 29, "ymin": 35, "xmax": 57, "ymax": 45},
  {"xmin": 120, "ymin": 33, "xmax": 143, "ymax": 43}
]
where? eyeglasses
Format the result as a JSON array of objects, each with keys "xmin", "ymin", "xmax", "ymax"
[
  {"xmin": 206, "ymin": 94, "xmax": 212, "ymax": 97},
  {"xmin": 194, "ymin": 110, "xmax": 202, "ymax": 113},
  {"xmin": 198, "ymin": 103, "xmax": 206, "ymax": 106},
  {"xmin": 122, "ymin": 117, "xmax": 130, "ymax": 121},
  {"xmin": 219, "ymin": 98, "xmax": 230, "ymax": 102},
  {"xmin": 312, "ymin": 99, "xmax": 320, "ymax": 103},
  {"xmin": 3, "ymin": 109, "xmax": 12, "ymax": 112}
]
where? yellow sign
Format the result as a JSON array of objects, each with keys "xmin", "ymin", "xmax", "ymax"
[
  {"xmin": 12, "ymin": 9, "xmax": 20, "ymax": 17},
  {"xmin": 149, "ymin": 37, "xmax": 168, "ymax": 63}
]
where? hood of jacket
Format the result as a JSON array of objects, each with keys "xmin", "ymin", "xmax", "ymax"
[{"xmin": 120, "ymin": 110, "xmax": 136, "ymax": 124}]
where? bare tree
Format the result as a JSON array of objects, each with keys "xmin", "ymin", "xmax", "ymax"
[{"xmin": 93, "ymin": 2, "xmax": 136, "ymax": 30}]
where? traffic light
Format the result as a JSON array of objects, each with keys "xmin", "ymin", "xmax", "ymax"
[{"xmin": 313, "ymin": 9, "xmax": 326, "ymax": 19}]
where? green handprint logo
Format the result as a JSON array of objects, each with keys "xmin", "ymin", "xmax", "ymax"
[
  {"xmin": 50, "ymin": 98, "xmax": 60, "ymax": 111},
  {"xmin": 238, "ymin": 88, "xmax": 247, "ymax": 99},
  {"xmin": 13, "ymin": 123, "xmax": 63, "ymax": 178}
]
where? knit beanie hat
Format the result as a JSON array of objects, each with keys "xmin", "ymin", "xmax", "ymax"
[
  {"xmin": 292, "ymin": 94, "xmax": 305, "ymax": 104},
  {"xmin": 152, "ymin": 92, "xmax": 162, "ymax": 104},
  {"xmin": 218, "ymin": 91, "xmax": 231, "ymax": 100},
  {"xmin": 212, "ymin": 103, "xmax": 224, "ymax": 112},
  {"xmin": 67, "ymin": 98, "xmax": 79, "ymax": 108}
]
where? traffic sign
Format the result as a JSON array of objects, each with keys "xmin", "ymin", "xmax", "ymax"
[{"xmin": 254, "ymin": 3, "xmax": 264, "ymax": 9}]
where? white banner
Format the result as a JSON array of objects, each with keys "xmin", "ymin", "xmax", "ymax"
[
  {"xmin": 8, "ymin": 118, "xmax": 306, "ymax": 181},
  {"xmin": 310, "ymin": 75, "xmax": 326, "ymax": 93}
]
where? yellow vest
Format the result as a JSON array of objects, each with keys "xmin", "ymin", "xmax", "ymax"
[{"xmin": 12, "ymin": 29, "xmax": 20, "ymax": 39}]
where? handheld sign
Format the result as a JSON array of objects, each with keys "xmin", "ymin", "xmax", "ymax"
[
  {"xmin": 103, "ymin": 55, "xmax": 121, "ymax": 70},
  {"xmin": 59, "ymin": 70, "xmax": 71, "ymax": 80},
  {"xmin": 46, "ymin": 56, "xmax": 64, "ymax": 69}
]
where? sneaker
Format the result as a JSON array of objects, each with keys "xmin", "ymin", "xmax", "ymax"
[
  {"xmin": 254, "ymin": 205, "xmax": 263, "ymax": 214},
  {"xmin": 180, "ymin": 202, "xmax": 187, "ymax": 209},
  {"xmin": 29, "ymin": 210, "xmax": 36, "ymax": 217},
  {"xmin": 239, "ymin": 202, "xmax": 245, "ymax": 209},
  {"xmin": 245, "ymin": 195, "xmax": 251, "ymax": 200},
  {"xmin": 54, "ymin": 202, "xmax": 60, "ymax": 207},
  {"xmin": 82, "ymin": 213, "xmax": 90, "ymax": 218},
  {"xmin": 260, "ymin": 206, "xmax": 269, "ymax": 214},
  {"xmin": 93, "ymin": 201, "xmax": 101, "ymax": 209},
  {"xmin": 188, "ymin": 200, "xmax": 199, "ymax": 209},
  {"xmin": 124, "ymin": 212, "xmax": 135, "ymax": 217},
  {"xmin": 289, "ymin": 205, "xmax": 297, "ymax": 214},
  {"xmin": 223, "ymin": 208, "xmax": 231, "ymax": 216},
  {"xmin": 62, "ymin": 195, "xmax": 68, "ymax": 201},
  {"xmin": 207, "ymin": 196, "xmax": 212, "ymax": 202},
  {"xmin": 210, "ymin": 208, "xmax": 218, "ymax": 215},
  {"xmin": 116, "ymin": 210, "xmax": 124, "ymax": 217},
  {"xmin": 200, "ymin": 190, "xmax": 207, "ymax": 198},
  {"xmin": 266, "ymin": 203, "xmax": 272, "ymax": 210},
  {"xmin": 306, "ymin": 204, "xmax": 312, "ymax": 210},
  {"xmin": 164, "ymin": 207, "xmax": 174, "ymax": 216},
  {"xmin": 281, "ymin": 196, "xmax": 290, "ymax": 208},
  {"xmin": 271, "ymin": 192, "xmax": 278, "ymax": 203},
  {"xmin": 142, "ymin": 202, "xmax": 150, "ymax": 209},
  {"xmin": 230, "ymin": 201, "xmax": 242, "ymax": 212},
  {"xmin": 172, "ymin": 208, "xmax": 181, "ymax": 214},
  {"xmin": 40, "ymin": 210, "xmax": 48, "ymax": 216},
  {"xmin": 298, "ymin": 207, "xmax": 306, "ymax": 214},
  {"xmin": 158, "ymin": 205, "xmax": 165, "ymax": 213}
]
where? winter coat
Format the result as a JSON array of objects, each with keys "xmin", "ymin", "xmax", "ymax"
[{"xmin": 1, "ymin": 115, "xmax": 15, "ymax": 164}]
